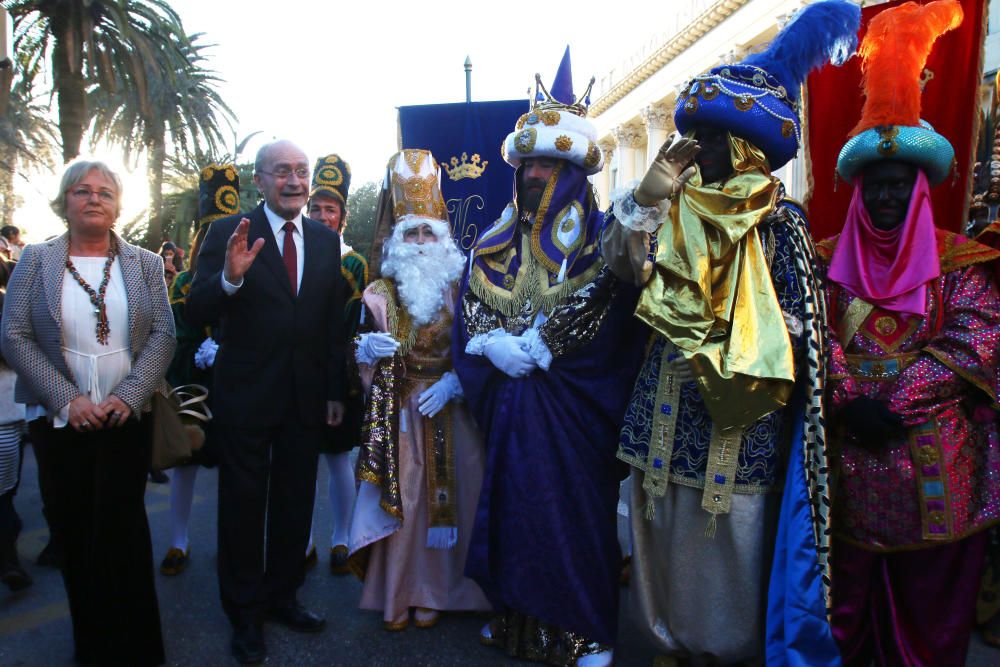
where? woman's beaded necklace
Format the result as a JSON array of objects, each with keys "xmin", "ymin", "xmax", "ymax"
[{"xmin": 66, "ymin": 238, "xmax": 118, "ymax": 345}]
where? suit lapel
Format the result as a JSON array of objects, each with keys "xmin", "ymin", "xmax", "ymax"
[
  {"xmin": 248, "ymin": 205, "xmax": 294, "ymax": 298},
  {"xmin": 114, "ymin": 233, "xmax": 144, "ymax": 357},
  {"xmin": 42, "ymin": 234, "xmax": 69, "ymax": 328}
]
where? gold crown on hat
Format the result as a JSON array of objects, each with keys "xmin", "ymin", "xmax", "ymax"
[{"xmin": 532, "ymin": 72, "xmax": 596, "ymax": 118}]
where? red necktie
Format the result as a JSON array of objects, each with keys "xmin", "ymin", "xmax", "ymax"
[{"xmin": 282, "ymin": 221, "xmax": 297, "ymax": 296}]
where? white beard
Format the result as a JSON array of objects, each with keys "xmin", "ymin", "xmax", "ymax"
[{"xmin": 381, "ymin": 238, "xmax": 465, "ymax": 327}]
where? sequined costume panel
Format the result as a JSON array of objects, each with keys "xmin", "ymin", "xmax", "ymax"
[{"xmin": 828, "ymin": 264, "xmax": 1000, "ymax": 550}]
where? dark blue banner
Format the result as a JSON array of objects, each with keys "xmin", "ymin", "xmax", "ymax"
[{"xmin": 399, "ymin": 100, "xmax": 528, "ymax": 252}]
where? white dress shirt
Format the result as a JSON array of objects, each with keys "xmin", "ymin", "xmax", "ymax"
[{"xmin": 222, "ymin": 203, "xmax": 305, "ymax": 295}]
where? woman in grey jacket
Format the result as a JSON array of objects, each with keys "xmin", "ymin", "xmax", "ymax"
[{"xmin": 1, "ymin": 160, "xmax": 175, "ymax": 666}]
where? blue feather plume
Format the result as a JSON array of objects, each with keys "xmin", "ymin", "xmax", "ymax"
[{"xmin": 742, "ymin": 0, "xmax": 861, "ymax": 102}]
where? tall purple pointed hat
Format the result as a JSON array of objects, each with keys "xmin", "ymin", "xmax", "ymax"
[
  {"xmin": 473, "ymin": 48, "xmax": 606, "ymax": 316},
  {"xmin": 503, "ymin": 46, "xmax": 604, "ymax": 175}
]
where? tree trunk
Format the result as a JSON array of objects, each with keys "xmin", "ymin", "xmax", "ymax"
[
  {"xmin": 50, "ymin": 9, "xmax": 87, "ymax": 163},
  {"xmin": 0, "ymin": 166, "xmax": 16, "ymax": 228},
  {"xmin": 0, "ymin": 40, "xmax": 17, "ymax": 227},
  {"xmin": 145, "ymin": 132, "xmax": 167, "ymax": 249}
]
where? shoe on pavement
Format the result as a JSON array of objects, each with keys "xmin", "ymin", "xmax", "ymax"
[
  {"xmin": 159, "ymin": 547, "xmax": 189, "ymax": 576},
  {"xmin": 268, "ymin": 601, "xmax": 326, "ymax": 633},
  {"xmin": 329, "ymin": 544, "xmax": 350, "ymax": 575},
  {"xmin": 414, "ymin": 607, "xmax": 440, "ymax": 628},
  {"xmin": 230, "ymin": 623, "xmax": 265, "ymax": 665},
  {"xmin": 148, "ymin": 469, "xmax": 169, "ymax": 484}
]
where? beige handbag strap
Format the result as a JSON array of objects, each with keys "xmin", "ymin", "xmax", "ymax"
[{"xmin": 169, "ymin": 384, "xmax": 212, "ymax": 423}]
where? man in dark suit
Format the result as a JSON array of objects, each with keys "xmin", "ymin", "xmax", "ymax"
[{"xmin": 187, "ymin": 140, "xmax": 345, "ymax": 664}]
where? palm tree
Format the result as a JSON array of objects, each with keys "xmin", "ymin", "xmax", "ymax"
[
  {"xmin": 4, "ymin": 0, "xmax": 189, "ymax": 163},
  {"xmin": 89, "ymin": 32, "xmax": 234, "ymax": 246},
  {"xmin": 0, "ymin": 73, "xmax": 57, "ymax": 226}
]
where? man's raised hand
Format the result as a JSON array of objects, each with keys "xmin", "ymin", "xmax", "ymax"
[
  {"xmin": 224, "ymin": 218, "xmax": 265, "ymax": 285},
  {"xmin": 633, "ymin": 134, "xmax": 701, "ymax": 206}
]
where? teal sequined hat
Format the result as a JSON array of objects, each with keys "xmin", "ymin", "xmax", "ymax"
[
  {"xmin": 836, "ymin": 1, "xmax": 963, "ymax": 186},
  {"xmin": 838, "ymin": 122, "xmax": 955, "ymax": 186}
]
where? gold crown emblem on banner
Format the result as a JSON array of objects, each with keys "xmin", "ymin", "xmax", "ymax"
[{"xmin": 442, "ymin": 152, "xmax": 487, "ymax": 181}]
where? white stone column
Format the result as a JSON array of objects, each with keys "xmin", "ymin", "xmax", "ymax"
[
  {"xmin": 640, "ymin": 105, "xmax": 674, "ymax": 165},
  {"xmin": 597, "ymin": 139, "xmax": 616, "ymax": 205},
  {"xmin": 612, "ymin": 125, "xmax": 644, "ymax": 185}
]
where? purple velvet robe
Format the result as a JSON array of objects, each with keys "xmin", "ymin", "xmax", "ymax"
[{"xmin": 453, "ymin": 167, "xmax": 645, "ymax": 644}]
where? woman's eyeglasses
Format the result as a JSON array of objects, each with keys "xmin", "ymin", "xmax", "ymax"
[{"xmin": 69, "ymin": 187, "xmax": 117, "ymax": 203}]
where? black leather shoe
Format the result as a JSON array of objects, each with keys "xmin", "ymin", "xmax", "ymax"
[
  {"xmin": 268, "ymin": 602, "xmax": 326, "ymax": 633},
  {"xmin": 148, "ymin": 469, "xmax": 169, "ymax": 484},
  {"xmin": 231, "ymin": 624, "xmax": 265, "ymax": 664}
]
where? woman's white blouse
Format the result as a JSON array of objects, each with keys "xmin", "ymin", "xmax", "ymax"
[{"xmin": 50, "ymin": 256, "xmax": 131, "ymax": 427}]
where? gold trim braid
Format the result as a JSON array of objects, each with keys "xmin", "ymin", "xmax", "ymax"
[
  {"xmin": 368, "ymin": 278, "xmax": 417, "ymax": 357},
  {"xmin": 425, "ymin": 405, "xmax": 457, "ymax": 533},
  {"xmin": 469, "ymin": 231, "xmax": 603, "ymax": 319},
  {"xmin": 639, "ymin": 340, "xmax": 684, "ymax": 519},
  {"xmin": 838, "ymin": 297, "xmax": 875, "ymax": 349}
]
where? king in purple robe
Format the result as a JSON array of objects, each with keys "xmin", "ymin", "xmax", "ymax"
[{"xmin": 452, "ymin": 52, "xmax": 647, "ymax": 667}]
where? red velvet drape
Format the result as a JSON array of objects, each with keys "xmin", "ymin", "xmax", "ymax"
[{"xmin": 804, "ymin": 0, "xmax": 987, "ymax": 241}]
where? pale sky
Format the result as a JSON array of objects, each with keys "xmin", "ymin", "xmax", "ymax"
[{"xmin": 17, "ymin": 0, "xmax": 672, "ymax": 241}]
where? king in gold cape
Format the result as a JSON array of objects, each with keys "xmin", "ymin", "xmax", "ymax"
[{"xmin": 635, "ymin": 135, "xmax": 794, "ymax": 433}]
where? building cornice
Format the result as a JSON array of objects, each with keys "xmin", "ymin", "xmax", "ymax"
[{"xmin": 590, "ymin": 0, "xmax": 752, "ymax": 117}]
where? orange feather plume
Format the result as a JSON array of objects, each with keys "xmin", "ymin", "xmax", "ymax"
[{"xmin": 850, "ymin": 0, "xmax": 963, "ymax": 136}]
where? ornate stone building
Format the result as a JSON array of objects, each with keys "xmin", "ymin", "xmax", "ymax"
[{"xmin": 589, "ymin": 0, "xmax": 1000, "ymax": 206}]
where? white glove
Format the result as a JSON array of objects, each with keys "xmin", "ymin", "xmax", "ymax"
[
  {"xmin": 194, "ymin": 337, "xmax": 219, "ymax": 369},
  {"xmin": 355, "ymin": 332, "xmax": 400, "ymax": 365},
  {"xmin": 484, "ymin": 335, "xmax": 538, "ymax": 378},
  {"xmin": 418, "ymin": 371, "xmax": 462, "ymax": 418}
]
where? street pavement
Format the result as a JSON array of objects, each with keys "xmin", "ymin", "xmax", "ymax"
[{"xmin": 0, "ymin": 445, "xmax": 996, "ymax": 666}]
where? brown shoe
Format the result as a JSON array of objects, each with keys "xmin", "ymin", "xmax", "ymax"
[
  {"xmin": 383, "ymin": 611, "xmax": 409, "ymax": 632},
  {"xmin": 329, "ymin": 545, "xmax": 350, "ymax": 575},
  {"xmin": 414, "ymin": 607, "xmax": 440, "ymax": 628},
  {"xmin": 160, "ymin": 547, "xmax": 189, "ymax": 576}
]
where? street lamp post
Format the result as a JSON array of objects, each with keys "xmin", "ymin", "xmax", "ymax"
[{"xmin": 464, "ymin": 55, "xmax": 472, "ymax": 103}]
